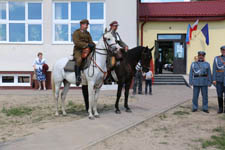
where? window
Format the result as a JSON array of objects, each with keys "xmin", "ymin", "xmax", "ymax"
[
  {"xmin": 0, "ymin": 1, "xmax": 43, "ymax": 43},
  {"xmin": 53, "ymin": 1, "xmax": 105, "ymax": 43},
  {"xmin": 2, "ymin": 76, "xmax": 14, "ymax": 83},
  {"xmin": 158, "ymin": 34, "xmax": 182, "ymax": 40},
  {"xmin": 0, "ymin": 74, "xmax": 31, "ymax": 86}
]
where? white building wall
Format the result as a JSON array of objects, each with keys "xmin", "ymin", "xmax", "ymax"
[
  {"xmin": 0, "ymin": 0, "xmax": 137, "ymax": 71},
  {"xmin": 106, "ymin": 0, "xmax": 137, "ymax": 48}
]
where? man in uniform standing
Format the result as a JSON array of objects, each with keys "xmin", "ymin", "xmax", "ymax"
[
  {"xmin": 72, "ymin": 19, "xmax": 95, "ymax": 86},
  {"xmin": 212, "ymin": 46, "xmax": 225, "ymax": 113},
  {"xmin": 189, "ymin": 51, "xmax": 212, "ymax": 113}
]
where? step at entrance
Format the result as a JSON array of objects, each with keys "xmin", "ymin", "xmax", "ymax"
[{"xmin": 154, "ymin": 74, "xmax": 186, "ymax": 85}]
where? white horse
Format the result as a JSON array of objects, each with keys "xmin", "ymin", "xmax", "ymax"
[{"xmin": 52, "ymin": 31, "xmax": 121, "ymax": 119}]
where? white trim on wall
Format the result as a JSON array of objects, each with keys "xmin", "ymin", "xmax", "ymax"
[{"xmin": 0, "ymin": 74, "xmax": 31, "ymax": 86}]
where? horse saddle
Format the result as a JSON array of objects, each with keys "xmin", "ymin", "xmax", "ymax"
[
  {"xmin": 64, "ymin": 60, "xmax": 76, "ymax": 72},
  {"xmin": 64, "ymin": 53, "xmax": 92, "ymax": 72}
]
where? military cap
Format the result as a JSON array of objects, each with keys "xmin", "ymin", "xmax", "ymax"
[
  {"xmin": 110, "ymin": 21, "xmax": 119, "ymax": 26},
  {"xmin": 80, "ymin": 19, "xmax": 89, "ymax": 25},
  {"xmin": 220, "ymin": 45, "xmax": 225, "ymax": 50},
  {"xmin": 198, "ymin": 51, "xmax": 206, "ymax": 56}
]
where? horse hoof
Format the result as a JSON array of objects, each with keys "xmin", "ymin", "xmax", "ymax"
[
  {"xmin": 115, "ymin": 110, "xmax": 121, "ymax": 114},
  {"xmin": 125, "ymin": 109, "xmax": 132, "ymax": 113},
  {"xmin": 62, "ymin": 112, "xmax": 67, "ymax": 116},
  {"xmin": 94, "ymin": 115, "xmax": 100, "ymax": 118},
  {"xmin": 55, "ymin": 112, "xmax": 59, "ymax": 116},
  {"xmin": 89, "ymin": 116, "xmax": 95, "ymax": 120}
]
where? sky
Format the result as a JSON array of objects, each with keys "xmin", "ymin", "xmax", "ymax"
[{"xmin": 141, "ymin": 0, "xmax": 190, "ymax": 2}]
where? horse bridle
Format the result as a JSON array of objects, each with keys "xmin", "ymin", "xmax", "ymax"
[
  {"xmin": 88, "ymin": 32, "xmax": 118, "ymax": 80},
  {"xmin": 140, "ymin": 49, "xmax": 151, "ymax": 72}
]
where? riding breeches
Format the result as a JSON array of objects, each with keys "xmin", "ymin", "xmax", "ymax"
[{"xmin": 74, "ymin": 50, "xmax": 82, "ymax": 67}]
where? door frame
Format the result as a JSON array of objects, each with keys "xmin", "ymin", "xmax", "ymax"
[{"xmin": 155, "ymin": 34, "xmax": 187, "ymax": 74}]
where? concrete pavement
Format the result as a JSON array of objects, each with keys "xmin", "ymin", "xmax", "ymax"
[{"xmin": 0, "ymin": 85, "xmax": 217, "ymax": 150}]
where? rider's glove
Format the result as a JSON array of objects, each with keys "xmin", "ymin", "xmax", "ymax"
[{"xmin": 88, "ymin": 43, "xmax": 95, "ymax": 49}]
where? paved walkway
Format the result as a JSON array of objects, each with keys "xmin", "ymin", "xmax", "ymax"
[{"xmin": 0, "ymin": 85, "xmax": 217, "ymax": 150}]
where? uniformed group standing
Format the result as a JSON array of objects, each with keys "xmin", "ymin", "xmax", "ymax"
[{"xmin": 189, "ymin": 46, "xmax": 225, "ymax": 114}]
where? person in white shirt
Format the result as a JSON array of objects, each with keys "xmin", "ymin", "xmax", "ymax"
[
  {"xmin": 33, "ymin": 52, "xmax": 47, "ymax": 90},
  {"xmin": 133, "ymin": 62, "xmax": 143, "ymax": 95},
  {"xmin": 143, "ymin": 68, "xmax": 153, "ymax": 95}
]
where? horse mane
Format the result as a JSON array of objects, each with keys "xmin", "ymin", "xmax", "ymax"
[{"xmin": 125, "ymin": 46, "xmax": 144, "ymax": 64}]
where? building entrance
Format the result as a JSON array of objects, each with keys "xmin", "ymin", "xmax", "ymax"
[{"xmin": 155, "ymin": 34, "xmax": 186, "ymax": 74}]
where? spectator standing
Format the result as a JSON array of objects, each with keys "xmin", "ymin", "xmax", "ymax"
[
  {"xmin": 133, "ymin": 61, "xmax": 143, "ymax": 95},
  {"xmin": 143, "ymin": 68, "xmax": 153, "ymax": 95},
  {"xmin": 33, "ymin": 52, "xmax": 47, "ymax": 90}
]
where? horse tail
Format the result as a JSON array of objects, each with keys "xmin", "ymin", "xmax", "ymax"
[{"xmin": 51, "ymin": 68, "xmax": 56, "ymax": 97}]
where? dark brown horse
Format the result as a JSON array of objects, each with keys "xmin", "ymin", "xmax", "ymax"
[
  {"xmin": 81, "ymin": 46, "xmax": 153, "ymax": 114},
  {"xmin": 114, "ymin": 46, "xmax": 153, "ymax": 113}
]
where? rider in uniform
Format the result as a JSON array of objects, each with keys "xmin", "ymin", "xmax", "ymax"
[
  {"xmin": 189, "ymin": 51, "xmax": 212, "ymax": 113},
  {"xmin": 109, "ymin": 21, "xmax": 128, "ymax": 51},
  {"xmin": 212, "ymin": 45, "xmax": 225, "ymax": 113},
  {"xmin": 72, "ymin": 19, "xmax": 95, "ymax": 86}
]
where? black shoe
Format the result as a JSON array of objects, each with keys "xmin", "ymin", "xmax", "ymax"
[
  {"xmin": 192, "ymin": 109, "xmax": 197, "ymax": 112},
  {"xmin": 149, "ymin": 93, "xmax": 152, "ymax": 95},
  {"xmin": 217, "ymin": 97, "xmax": 223, "ymax": 114},
  {"xmin": 138, "ymin": 92, "xmax": 143, "ymax": 95},
  {"xmin": 203, "ymin": 110, "xmax": 209, "ymax": 113},
  {"xmin": 218, "ymin": 109, "xmax": 223, "ymax": 114},
  {"xmin": 76, "ymin": 76, "xmax": 81, "ymax": 86}
]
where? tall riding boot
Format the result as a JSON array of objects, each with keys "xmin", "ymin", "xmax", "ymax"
[
  {"xmin": 217, "ymin": 97, "xmax": 223, "ymax": 114},
  {"xmin": 74, "ymin": 65, "xmax": 81, "ymax": 86},
  {"xmin": 82, "ymin": 85, "xmax": 89, "ymax": 112},
  {"xmin": 224, "ymin": 98, "xmax": 225, "ymax": 113}
]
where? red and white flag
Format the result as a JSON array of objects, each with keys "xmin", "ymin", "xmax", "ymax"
[{"xmin": 190, "ymin": 19, "xmax": 199, "ymax": 39}]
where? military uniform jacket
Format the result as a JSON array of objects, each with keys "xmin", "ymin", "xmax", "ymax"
[
  {"xmin": 212, "ymin": 56, "xmax": 225, "ymax": 83},
  {"xmin": 189, "ymin": 61, "xmax": 212, "ymax": 86},
  {"xmin": 72, "ymin": 29, "xmax": 95, "ymax": 52},
  {"xmin": 111, "ymin": 31, "xmax": 127, "ymax": 48}
]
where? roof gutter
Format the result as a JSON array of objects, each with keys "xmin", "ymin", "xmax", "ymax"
[{"xmin": 140, "ymin": 16, "xmax": 155, "ymax": 82}]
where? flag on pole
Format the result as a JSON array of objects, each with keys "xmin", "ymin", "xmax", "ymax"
[
  {"xmin": 186, "ymin": 24, "xmax": 191, "ymax": 44},
  {"xmin": 190, "ymin": 19, "xmax": 199, "ymax": 39},
  {"xmin": 201, "ymin": 24, "xmax": 209, "ymax": 45}
]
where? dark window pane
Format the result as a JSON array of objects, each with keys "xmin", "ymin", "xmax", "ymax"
[
  {"xmin": 0, "ymin": 24, "xmax": 6, "ymax": 41},
  {"xmin": 0, "ymin": 2, "xmax": 6, "ymax": 19},
  {"xmin": 55, "ymin": 24, "xmax": 68, "ymax": 41},
  {"xmin": 9, "ymin": 23, "xmax": 25, "ymax": 42},
  {"xmin": 28, "ymin": 24, "xmax": 42, "ymax": 41},
  {"xmin": 9, "ymin": 2, "xmax": 25, "ymax": 20},
  {"xmin": 71, "ymin": 2, "xmax": 87, "ymax": 20},
  {"xmin": 18, "ymin": 76, "xmax": 30, "ymax": 83},
  {"xmin": 28, "ymin": 3, "xmax": 42, "ymax": 20},
  {"xmin": 90, "ymin": 3, "xmax": 104, "ymax": 19},
  {"xmin": 2, "ymin": 76, "xmax": 14, "ymax": 83},
  {"xmin": 90, "ymin": 24, "xmax": 103, "ymax": 41},
  {"xmin": 55, "ymin": 3, "xmax": 68, "ymax": 19}
]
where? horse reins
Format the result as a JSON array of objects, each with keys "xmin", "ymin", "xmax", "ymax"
[{"xmin": 87, "ymin": 33, "xmax": 118, "ymax": 86}]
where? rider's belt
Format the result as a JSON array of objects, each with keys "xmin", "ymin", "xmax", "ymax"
[
  {"xmin": 194, "ymin": 74, "xmax": 208, "ymax": 77},
  {"xmin": 216, "ymin": 70, "xmax": 224, "ymax": 72}
]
